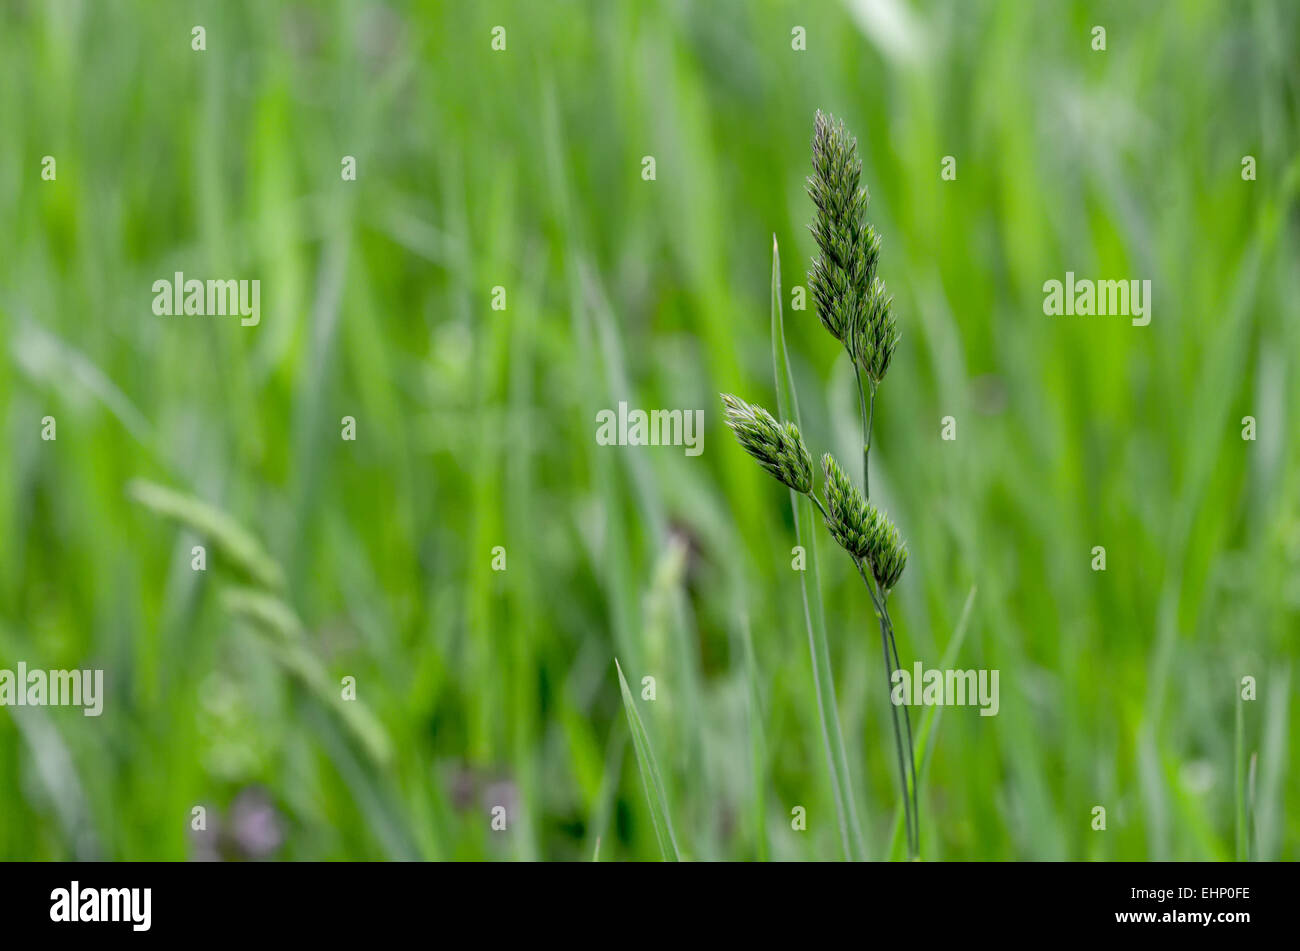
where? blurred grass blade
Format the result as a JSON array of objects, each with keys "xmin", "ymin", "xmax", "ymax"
[
  {"xmin": 770, "ymin": 235, "xmax": 803, "ymax": 425},
  {"xmin": 219, "ymin": 586, "xmax": 303, "ymax": 641},
  {"xmin": 739, "ymin": 612, "xmax": 769, "ymax": 861},
  {"xmin": 1246, "ymin": 752, "xmax": 1257, "ymax": 863},
  {"xmin": 1235, "ymin": 688, "xmax": 1246, "ymax": 861},
  {"xmin": 1255, "ymin": 664, "xmax": 1289, "ymax": 860},
  {"xmin": 770, "ymin": 235, "xmax": 863, "ymax": 861},
  {"xmin": 223, "ymin": 587, "xmax": 393, "ymax": 768},
  {"xmin": 580, "ymin": 720, "xmax": 628, "ymax": 863},
  {"xmin": 615, "ymin": 658, "xmax": 681, "ymax": 861},
  {"xmin": 128, "ymin": 479, "xmax": 285, "ymax": 591}
]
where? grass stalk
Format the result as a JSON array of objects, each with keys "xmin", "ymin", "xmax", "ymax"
[
  {"xmin": 723, "ymin": 112, "xmax": 915, "ymax": 864},
  {"xmin": 851, "ymin": 364, "xmax": 918, "ymax": 860},
  {"xmin": 886, "ymin": 586, "xmax": 977, "ymax": 859}
]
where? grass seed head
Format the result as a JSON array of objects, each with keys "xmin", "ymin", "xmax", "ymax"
[
  {"xmin": 821, "ymin": 452, "xmax": 908, "ymax": 589},
  {"xmin": 721, "ymin": 393, "xmax": 814, "ymax": 494},
  {"xmin": 807, "ymin": 111, "xmax": 870, "ymax": 348},
  {"xmin": 865, "ymin": 505, "xmax": 908, "ymax": 591},
  {"xmin": 807, "ymin": 110, "xmax": 898, "ymax": 386},
  {"xmin": 854, "ymin": 276, "xmax": 899, "ymax": 385},
  {"xmin": 821, "ymin": 452, "xmax": 873, "ymax": 559}
]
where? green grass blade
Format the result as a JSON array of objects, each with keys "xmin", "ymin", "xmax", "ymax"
[
  {"xmin": 770, "ymin": 235, "xmax": 803, "ymax": 426},
  {"xmin": 615, "ymin": 658, "xmax": 681, "ymax": 861},
  {"xmin": 128, "ymin": 479, "xmax": 285, "ymax": 591},
  {"xmin": 580, "ymin": 721, "xmax": 627, "ymax": 862},
  {"xmin": 1235, "ymin": 687, "xmax": 1246, "ymax": 861},
  {"xmin": 770, "ymin": 236, "xmax": 863, "ymax": 861},
  {"xmin": 739, "ymin": 612, "xmax": 769, "ymax": 861},
  {"xmin": 1246, "ymin": 753, "xmax": 1257, "ymax": 863},
  {"xmin": 1255, "ymin": 664, "xmax": 1289, "ymax": 860},
  {"xmin": 222, "ymin": 587, "xmax": 393, "ymax": 768}
]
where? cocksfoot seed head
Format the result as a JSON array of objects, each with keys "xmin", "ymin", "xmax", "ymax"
[
  {"xmin": 821, "ymin": 453, "xmax": 908, "ymax": 590},
  {"xmin": 865, "ymin": 506, "xmax": 908, "ymax": 592},
  {"xmin": 821, "ymin": 453, "xmax": 872, "ymax": 559},
  {"xmin": 721, "ymin": 393, "xmax": 814, "ymax": 494},
  {"xmin": 849, "ymin": 276, "xmax": 899, "ymax": 385},
  {"xmin": 807, "ymin": 111, "xmax": 870, "ymax": 347},
  {"xmin": 807, "ymin": 110, "xmax": 899, "ymax": 386}
]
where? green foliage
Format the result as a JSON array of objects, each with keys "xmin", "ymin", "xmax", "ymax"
[{"xmin": 2, "ymin": 0, "xmax": 1297, "ymax": 862}]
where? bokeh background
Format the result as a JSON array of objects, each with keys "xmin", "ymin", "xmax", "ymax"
[{"xmin": 2, "ymin": 0, "xmax": 1297, "ymax": 861}]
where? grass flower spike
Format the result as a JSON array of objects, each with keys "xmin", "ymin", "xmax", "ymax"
[
  {"xmin": 721, "ymin": 393, "xmax": 814, "ymax": 494},
  {"xmin": 808, "ymin": 112, "xmax": 871, "ymax": 346},
  {"xmin": 822, "ymin": 453, "xmax": 909, "ymax": 590},
  {"xmin": 821, "ymin": 453, "xmax": 872, "ymax": 559},
  {"xmin": 854, "ymin": 276, "xmax": 899, "ymax": 385},
  {"xmin": 864, "ymin": 501, "xmax": 908, "ymax": 592},
  {"xmin": 807, "ymin": 110, "xmax": 899, "ymax": 389},
  {"xmin": 722, "ymin": 109, "xmax": 920, "ymax": 861}
]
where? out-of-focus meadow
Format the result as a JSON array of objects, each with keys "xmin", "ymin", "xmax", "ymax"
[{"xmin": 1, "ymin": 0, "xmax": 1297, "ymax": 860}]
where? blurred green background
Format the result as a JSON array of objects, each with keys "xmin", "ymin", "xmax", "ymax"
[{"xmin": 1, "ymin": 0, "xmax": 1297, "ymax": 861}]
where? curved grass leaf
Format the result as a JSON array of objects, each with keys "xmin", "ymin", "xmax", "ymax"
[
  {"xmin": 615, "ymin": 658, "xmax": 681, "ymax": 861},
  {"xmin": 127, "ymin": 479, "xmax": 285, "ymax": 591},
  {"xmin": 222, "ymin": 586, "xmax": 394, "ymax": 769}
]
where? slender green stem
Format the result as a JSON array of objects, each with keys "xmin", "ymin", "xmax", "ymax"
[
  {"xmin": 882, "ymin": 600, "xmax": 919, "ymax": 857},
  {"xmin": 876, "ymin": 612, "xmax": 912, "ymax": 857},
  {"xmin": 864, "ymin": 386, "xmax": 875, "ymax": 497},
  {"xmin": 855, "ymin": 560, "xmax": 917, "ymax": 859},
  {"xmin": 852, "ymin": 363, "xmax": 875, "ymax": 496},
  {"xmin": 851, "ymin": 359, "xmax": 917, "ymax": 859},
  {"xmin": 799, "ymin": 495, "xmax": 861, "ymax": 860}
]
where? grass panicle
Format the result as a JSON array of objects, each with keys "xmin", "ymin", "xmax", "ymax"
[
  {"xmin": 720, "ymin": 393, "xmax": 814, "ymax": 495},
  {"xmin": 723, "ymin": 110, "xmax": 921, "ymax": 861},
  {"xmin": 821, "ymin": 453, "xmax": 872, "ymax": 560},
  {"xmin": 807, "ymin": 110, "xmax": 899, "ymax": 387}
]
